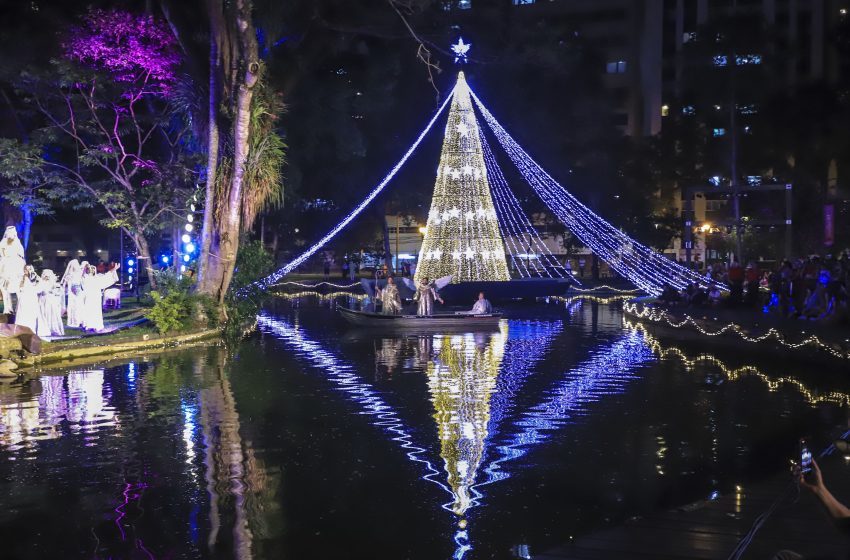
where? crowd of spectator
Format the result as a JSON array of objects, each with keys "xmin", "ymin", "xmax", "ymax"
[{"xmin": 656, "ymin": 251, "xmax": 850, "ymax": 326}]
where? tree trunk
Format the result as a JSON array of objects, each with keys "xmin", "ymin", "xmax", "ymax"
[
  {"xmin": 134, "ymin": 234, "xmax": 157, "ymax": 291},
  {"xmin": 198, "ymin": 0, "xmax": 259, "ymax": 304},
  {"xmin": 198, "ymin": 14, "xmax": 220, "ymax": 290}
]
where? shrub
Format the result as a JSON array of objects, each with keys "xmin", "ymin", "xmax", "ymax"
[
  {"xmin": 147, "ymin": 290, "xmax": 189, "ymax": 334},
  {"xmin": 146, "ymin": 270, "xmax": 221, "ymax": 334}
]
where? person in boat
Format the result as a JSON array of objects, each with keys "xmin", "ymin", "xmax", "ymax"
[
  {"xmin": 470, "ymin": 292, "xmax": 493, "ymax": 314},
  {"xmin": 376, "ymin": 276, "xmax": 402, "ymax": 315},
  {"xmin": 413, "ymin": 276, "xmax": 443, "ymax": 316}
]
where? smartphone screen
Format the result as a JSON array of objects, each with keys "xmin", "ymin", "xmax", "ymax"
[{"xmin": 800, "ymin": 439, "xmax": 813, "ymax": 474}]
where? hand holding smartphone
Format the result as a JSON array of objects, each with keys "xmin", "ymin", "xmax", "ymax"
[{"xmin": 800, "ymin": 438, "xmax": 813, "ymax": 478}]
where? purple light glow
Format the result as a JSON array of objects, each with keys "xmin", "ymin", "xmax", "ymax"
[{"xmin": 63, "ymin": 9, "xmax": 180, "ymax": 94}]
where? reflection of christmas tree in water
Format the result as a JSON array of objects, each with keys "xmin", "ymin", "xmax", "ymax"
[
  {"xmin": 425, "ymin": 324, "xmax": 507, "ymax": 519},
  {"xmin": 415, "ymin": 71, "xmax": 510, "ymax": 283}
]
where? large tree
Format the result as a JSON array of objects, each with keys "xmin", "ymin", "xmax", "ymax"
[{"xmin": 8, "ymin": 9, "xmax": 194, "ymax": 288}]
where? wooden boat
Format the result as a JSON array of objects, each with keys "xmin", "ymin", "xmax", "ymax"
[{"xmin": 337, "ymin": 305, "xmax": 502, "ymax": 330}]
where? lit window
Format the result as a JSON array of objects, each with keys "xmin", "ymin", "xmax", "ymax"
[
  {"xmin": 746, "ymin": 176, "xmax": 762, "ymax": 186},
  {"xmin": 606, "ymin": 60, "xmax": 627, "ymax": 73},
  {"xmin": 513, "ymin": 0, "xmax": 535, "ymax": 4},
  {"xmin": 458, "ymin": 0, "xmax": 472, "ymax": 8},
  {"xmin": 713, "ymin": 55, "xmax": 728, "ymax": 66},
  {"xmin": 736, "ymin": 54, "xmax": 762, "ymax": 65},
  {"xmin": 683, "ymin": 31, "xmax": 697, "ymax": 43},
  {"xmin": 682, "ymin": 105, "xmax": 696, "ymax": 116},
  {"xmin": 712, "ymin": 128, "xmax": 726, "ymax": 137},
  {"xmin": 661, "ymin": 104, "xmax": 670, "ymax": 116},
  {"xmin": 737, "ymin": 103, "xmax": 758, "ymax": 114},
  {"xmin": 841, "ymin": 8, "xmax": 848, "ymax": 15}
]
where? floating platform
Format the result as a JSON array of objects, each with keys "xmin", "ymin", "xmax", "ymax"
[
  {"xmin": 338, "ymin": 306, "xmax": 502, "ymax": 330},
  {"xmin": 437, "ymin": 277, "xmax": 573, "ymax": 303}
]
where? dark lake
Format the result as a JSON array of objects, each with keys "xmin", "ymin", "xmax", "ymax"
[{"xmin": 1, "ymin": 296, "xmax": 848, "ymax": 559}]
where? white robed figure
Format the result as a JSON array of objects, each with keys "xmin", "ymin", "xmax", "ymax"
[
  {"xmin": 0, "ymin": 226, "xmax": 25, "ymax": 315},
  {"xmin": 413, "ymin": 277, "xmax": 443, "ymax": 316},
  {"xmin": 14, "ymin": 265, "xmax": 39, "ymax": 333},
  {"xmin": 376, "ymin": 276, "xmax": 403, "ymax": 315},
  {"xmin": 469, "ymin": 292, "xmax": 493, "ymax": 315},
  {"xmin": 38, "ymin": 269, "xmax": 64, "ymax": 337},
  {"xmin": 80, "ymin": 263, "xmax": 119, "ymax": 332},
  {"xmin": 61, "ymin": 259, "xmax": 84, "ymax": 328}
]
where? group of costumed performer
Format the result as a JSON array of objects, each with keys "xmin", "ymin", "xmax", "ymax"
[
  {"xmin": 377, "ymin": 276, "xmax": 445, "ymax": 316},
  {"xmin": 376, "ymin": 276, "xmax": 494, "ymax": 317},
  {"xmin": 0, "ymin": 226, "xmax": 120, "ymax": 337}
]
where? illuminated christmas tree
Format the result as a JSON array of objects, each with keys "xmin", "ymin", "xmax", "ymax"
[{"xmin": 415, "ymin": 72, "xmax": 511, "ymax": 283}]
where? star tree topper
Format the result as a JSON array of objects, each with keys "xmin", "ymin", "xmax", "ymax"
[{"xmin": 451, "ymin": 37, "xmax": 471, "ymax": 64}]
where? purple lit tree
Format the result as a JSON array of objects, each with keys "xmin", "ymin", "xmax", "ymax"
[{"xmin": 14, "ymin": 8, "xmax": 194, "ymax": 288}]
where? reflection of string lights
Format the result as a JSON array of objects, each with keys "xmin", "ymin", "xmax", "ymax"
[
  {"xmin": 255, "ymin": 315, "xmax": 455, "ymax": 500},
  {"xmin": 624, "ymin": 302, "xmax": 850, "ymax": 360},
  {"xmin": 474, "ymin": 330, "xmax": 652, "ymax": 504},
  {"xmin": 625, "ymin": 319, "xmax": 850, "ymax": 407}
]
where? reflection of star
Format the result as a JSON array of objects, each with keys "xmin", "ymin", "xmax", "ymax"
[
  {"xmin": 449, "ymin": 208, "xmax": 460, "ymax": 218},
  {"xmin": 451, "ymin": 37, "xmax": 471, "ymax": 63},
  {"xmin": 481, "ymin": 250, "xmax": 490, "ymax": 258},
  {"xmin": 456, "ymin": 122, "xmax": 470, "ymax": 138},
  {"xmin": 434, "ymin": 249, "xmax": 443, "ymax": 258},
  {"xmin": 465, "ymin": 247, "xmax": 475, "ymax": 259},
  {"xmin": 442, "ymin": 211, "xmax": 451, "ymax": 221},
  {"xmin": 462, "ymin": 165, "xmax": 473, "ymax": 175},
  {"xmin": 465, "ymin": 211, "xmax": 475, "ymax": 220},
  {"xmin": 449, "ymin": 169, "xmax": 461, "ymax": 180},
  {"xmin": 452, "ymin": 251, "xmax": 461, "ymax": 260}
]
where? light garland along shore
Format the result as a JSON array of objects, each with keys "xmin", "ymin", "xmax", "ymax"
[
  {"xmin": 548, "ymin": 294, "xmax": 634, "ymax": 305},
  {"xmin": 623, "ymin": 301, "xmax": 850, "ymax": 361},
  {"xmin": 626, "ymin": 320, "xmax": 850, "ymax": 408},
  {"xmin": 269, "ymin": 281, "xmax": 363, "ymax": 290},
  {"xmin": 272, "ymin": 290, "xmax": 367, "ymax": 301},
  {"xmin": 570, "ymin": 285, "xmax": 641, "ymax": 294}
]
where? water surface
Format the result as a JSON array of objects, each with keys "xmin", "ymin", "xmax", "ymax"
[{"xmin": 1, "ymin": 297, "xmax": 848, "ymax": 559}]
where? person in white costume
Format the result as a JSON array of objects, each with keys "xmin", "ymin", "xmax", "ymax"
[
  {"xmin": 375, "ymin": 276, "xmax": 403, "ymax": 315},
  {"xmin": 80, "ymin": 262, "xmax": 119, "ymax": 332},
  {"xmin": 14, "ymin": 265, "xmax": 39, "ymax": 333},
  {"xmin": 0, "ymin": 226, "xmax": 25, "ymax": 315},
  {"xmin": 469, "ymin": 292, "xmax": 493, "ymax": 315},
  {"xmin": 413, "ymin": 277, "xmax": 443, "ymax": 316},
  {"xmin": 38, "ymin": 269, "xmax": 64, "ymax": 337},
  {"xmin": 61, "ymin": 259, "xmax": 84, "ymax": 328}
]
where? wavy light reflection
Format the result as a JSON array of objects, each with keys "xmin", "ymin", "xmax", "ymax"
[{"xmin": 0, "ymin": 369, "xmax": 118, "ymax": 451}]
